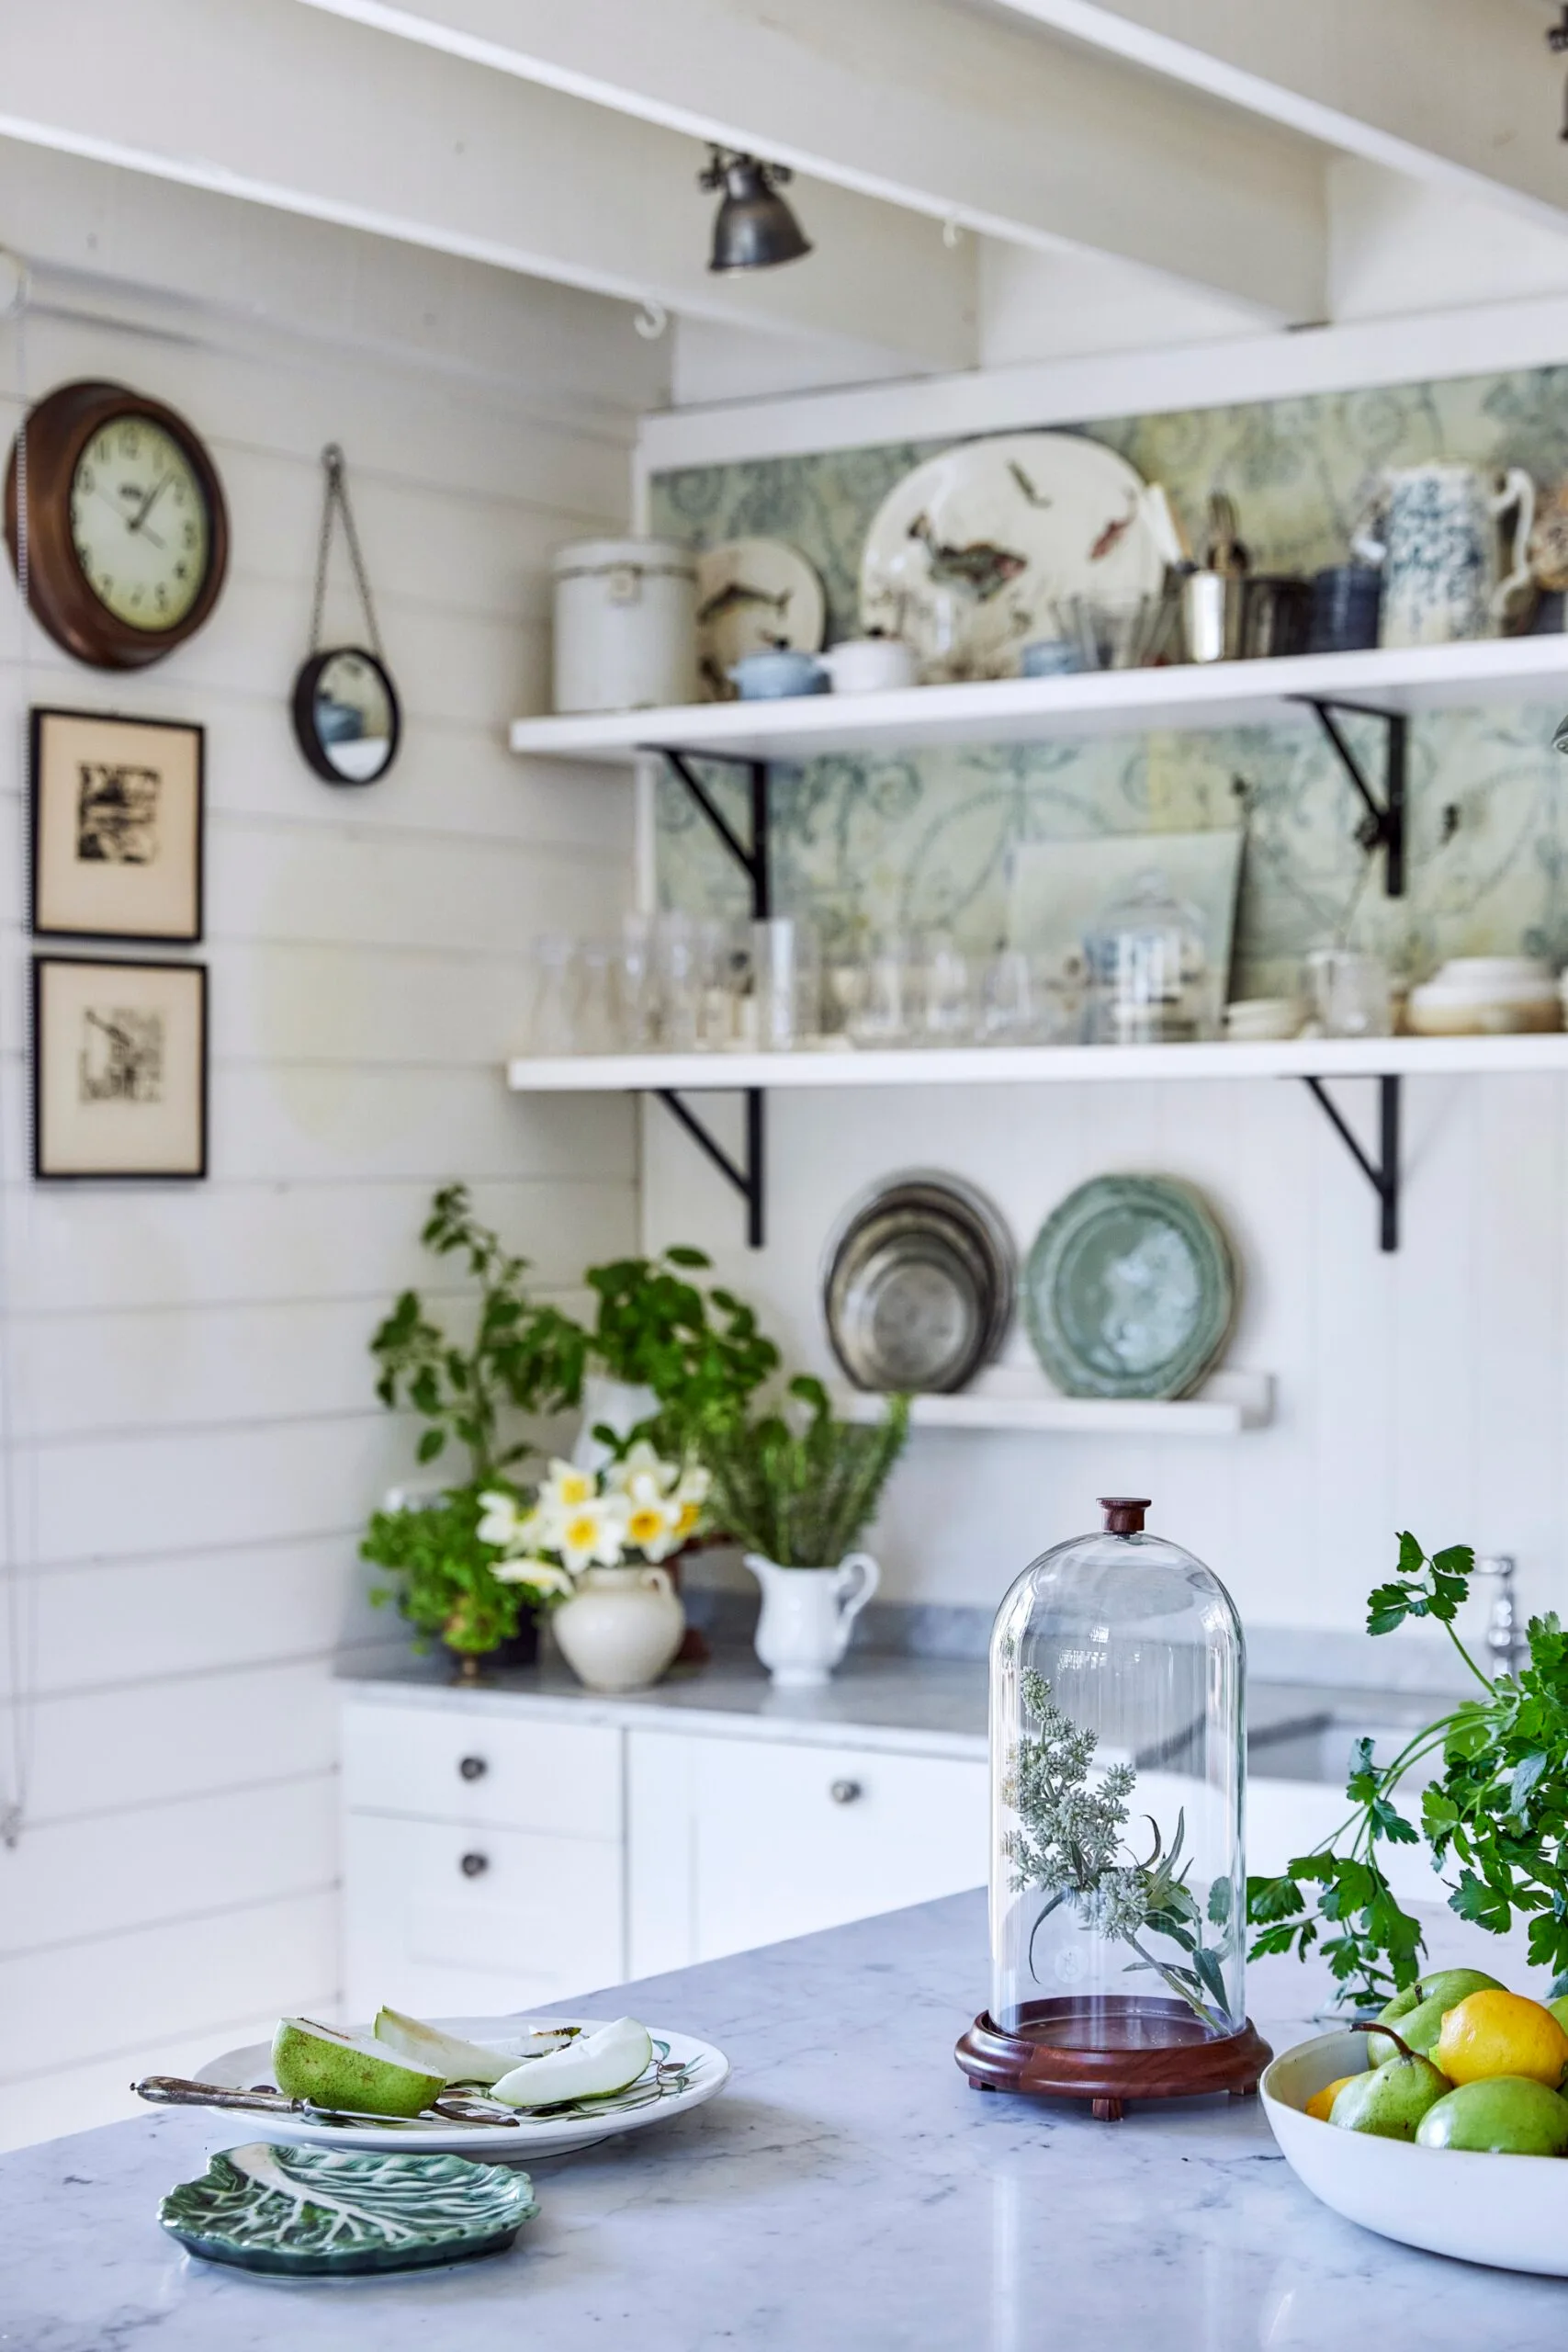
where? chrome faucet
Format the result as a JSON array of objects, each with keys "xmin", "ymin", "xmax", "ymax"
[{"xmin": 1475, "ymin": 1555, "xmax": 1527, "ymax": 1678}]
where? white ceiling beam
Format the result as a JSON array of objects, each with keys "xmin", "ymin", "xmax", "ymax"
[
  {"xmin": 294, "ymin": 0, "xmax": 1330, "ymax": 322},
  {"xmin": 993, "ymin": 0, "xmax": 1568, "ymax": 237},
  {"xmin": 0, "ymin": 0, "xmax": 975, "ymax": 370}
]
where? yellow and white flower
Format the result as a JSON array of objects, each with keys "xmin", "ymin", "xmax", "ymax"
[
  {"xmin": 604, "ymin": 1440, "xmax": 677, "ymax": 1498},
  {"xmin": 491, "ymin": 1556, "xmax": 576, "ymax": 1596},
  {"xmin": 538, "ymin": 1459, "xmax": 599, "ymax": 1513},
  {"xmin": 550, "ymin": 1494, "xmax": 630, "ymax": 1575},
  {"xmin": 476, "ymin": 1488, "xmax": 529, "ymax": 1551}
]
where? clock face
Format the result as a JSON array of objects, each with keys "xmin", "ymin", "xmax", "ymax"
[{"xmin": 68, "ymin": 414, "xmax": 211, "ymax": 633}]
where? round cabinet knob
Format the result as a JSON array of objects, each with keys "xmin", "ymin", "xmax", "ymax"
[
  {"xmin": 459, "ymin": 1851, "xmax": 490, "ymax": 1879},
  {"xmin": 457, "ymin": 1755, "xmax": 488, "ymax": 1781},
  {"xmin": 829, "ymin": 1779, "xmax": 863, "ymax": 1805}
]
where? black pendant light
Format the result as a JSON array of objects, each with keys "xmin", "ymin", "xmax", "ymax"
[{"xmin": 700, "ymin": 150, "xmax": 812, "ymax": 273}]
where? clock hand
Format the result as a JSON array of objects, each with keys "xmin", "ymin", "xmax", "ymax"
[{"xmin": 129, "ymin": 472, "xmax": 174, "ymax": 534}]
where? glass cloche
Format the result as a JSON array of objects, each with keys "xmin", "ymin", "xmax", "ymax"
[
  {"xmin": 957, "ymin": 1498, "xmax": 1269, "ymax": 2117},
  {"xmin": 1084, "ymin": 868, "xmax": 1218, "ymax": 1044}
]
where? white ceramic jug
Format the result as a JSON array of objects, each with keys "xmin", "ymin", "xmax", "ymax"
[
  {"xmin": 745, "ymin": 1551, "xmax": 880, "ymax": 1688},
  {"xmin": 550, "ymin": 1565, "xmax": 685, "ymax": 1693},
  {"xmin": 1366, "ymin": 464, "xmax": 1535, "ymax": 648}
]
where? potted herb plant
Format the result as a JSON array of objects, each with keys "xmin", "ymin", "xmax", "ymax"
[
  {"xmin": 696, "ymin": 1377, "xmax": 910, "ymax": 1687},
  {"xmin": 362, "ymin": 1183, "xmax": 587, "ymax": 1677},
  {"xmin": 578, "ymin": 1246, "xmax": 781, "ymax": 1464}
]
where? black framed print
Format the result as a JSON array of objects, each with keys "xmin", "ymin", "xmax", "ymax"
[
  {"xmin": 30, "ymin": 707, "xmax": 204, "ymax": 943},
  {"xmin": 33, "ymin": 956, "xmax": 208, "ymax": 1181}
]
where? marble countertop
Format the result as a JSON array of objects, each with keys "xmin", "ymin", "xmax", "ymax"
[
  {"xmin": 339, "ymin": 1649, "xmax": 1450, "ymax": 1778},
  {"xmin": 7, "ymin": 1892, "xmax": 1563, "ymax": 2350}
]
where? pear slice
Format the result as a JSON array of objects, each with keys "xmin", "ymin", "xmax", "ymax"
[
  {"xmin": 372, "ymin": 2007, "xmax": 514, "ymax": 2088},
  {"xmin": 271, "ymin": 2017, "xmax": 444, "ymax": 2118},
  {"xmin": 491, "ymin": 2017, "xmax": 653, "ymax": 2109}
]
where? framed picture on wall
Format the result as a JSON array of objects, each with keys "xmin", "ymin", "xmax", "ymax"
[
  {"xmin": 30, "ymin": 707, "xmax": 204, "ymax": 943},
  {"xmin": 32, "ymin": 956, "xmax": 208, "ymax": 1181}
]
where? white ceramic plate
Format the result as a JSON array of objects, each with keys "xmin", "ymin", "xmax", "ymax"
[
  {"xmin": 1262, "ymin": 2028, "xmax": 1568, "ymax": 2276},
  {"xmin": 695, "ymin": 537, "xmax": 826, "ymax": 699},
  {"xmin": 859, "ymin": 432, "xmax": 1165, "ymax": 681},
  {"xmin": 195, "ymin": 2016, "xmax": 729, "ymax": 2160}
]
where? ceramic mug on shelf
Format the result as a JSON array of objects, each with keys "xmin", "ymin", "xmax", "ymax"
[
  {"xmin": 1363, "ymin": 464, "xmax": 1536, "ymax": 649},
  {"xmin": 745, "ymin": 1551, "xmax": 880, "ymax": 1688},
  {"xmin": 818, "ymin": 637, "xmax": 918, "ymax": 694}
]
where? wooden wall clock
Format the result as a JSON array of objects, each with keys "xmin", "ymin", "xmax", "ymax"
[{"xmin": 5, "ymin": 380, "xmax": 230, "ymax": 669}]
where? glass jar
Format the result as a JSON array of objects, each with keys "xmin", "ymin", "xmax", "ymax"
[
  {"xmin": 960, "ymin": 1497, "xmax": 1267, "ymax": 2114},
  {"xmin": 1084, "ymin": 869, "xmax": 1217, "ymax": 1045}
]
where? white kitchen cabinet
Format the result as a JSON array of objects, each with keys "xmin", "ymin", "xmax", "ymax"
[{"xmin": 626, "ymin": 1728, "xmax": 988, "ymax": 1974}]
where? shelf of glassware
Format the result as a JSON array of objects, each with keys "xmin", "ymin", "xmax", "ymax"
[
  {"xmin": 506, "ymin": 1032, "xmax": 1568, "ymax": 1094},
  {"xmin": 832, "ymin": 1367, "xmax": 1273, "ymax": 1438},
  {"xmin": 507, "ymin": 636, "xmax": 1568, "ymax": 767}
]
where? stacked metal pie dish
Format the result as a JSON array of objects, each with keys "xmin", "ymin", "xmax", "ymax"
[{"xmin": 823, "ymin": 1171, "xmax": 1016, "ymax": 1393}]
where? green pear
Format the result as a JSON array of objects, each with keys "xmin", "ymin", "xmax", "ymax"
[
  {"xmin": 1329, "ymin": 2049, "xmax": 1450, "ymax": 2140},
  {"xmin": 1366, "ymin": 1969, "xmax": 1503, "ymax": 2065},
  {"xmin": 271, "ymin": 2017, "xmax": 444, "ymax": 2118},
  {"xmin": 1416, "ymin": 2075, "xmax": 1568, "ymax": 2155}
]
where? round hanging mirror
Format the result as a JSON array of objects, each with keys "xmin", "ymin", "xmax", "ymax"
[
  {"xmin": 291, "ymin": 445, "xmax": 401, "ymax": 788},
  {"xmin": 292, "ymin": 644, "xmax": 400, "ymax": 785}
]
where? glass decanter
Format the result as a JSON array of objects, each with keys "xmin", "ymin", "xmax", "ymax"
[{"xmin": 957, "ymin": 1497, "xmax": 1269, "ymax": 2118}]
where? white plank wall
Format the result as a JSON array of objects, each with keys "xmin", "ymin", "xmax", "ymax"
[
  {"xmin": 643, "ymin": 1068, "xmax": 1568, "ymax": 1651},
  {"xmin": 0, "ymin": 158, "xmax": 654, "ymax": 2150}
]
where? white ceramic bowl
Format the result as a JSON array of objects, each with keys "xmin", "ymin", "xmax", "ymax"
[{"xmin": 1261, "ymin": 2029, "xmax": 1568, "ymax": 2276}]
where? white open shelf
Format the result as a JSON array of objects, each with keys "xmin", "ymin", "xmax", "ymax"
[
  {"xmin": 506, "ymin": 1032, "xmax": 1568, "ymax": 1095},
  {"xmin": 509, "ymin": 636, "xmax": 1568, "ymax": 767},
  {"xmin": 833, "ymin": 1367, "xmax": 1273, "ymax": 1438}
]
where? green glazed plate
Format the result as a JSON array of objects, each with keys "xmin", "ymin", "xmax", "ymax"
[
  {"xmin": 159, "ymin": 2142, "xmax": 538, "ymax": 2277},
  {"xmin": 1023, "ymin": 1175, "xmax": 1236, "ymax": 1400}
]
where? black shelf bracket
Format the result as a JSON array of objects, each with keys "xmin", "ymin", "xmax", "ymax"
[
  {"xmin": 1298, "ymin": 698, "xmax": 1407, "ymax": 897},
  {"xmin": 655, "ymin": 1087, "xmax": 765, "ymax": 1249},
  {"xmin": 1301, "ymin": 1072, "xmax": 1401, "ymax": 1252},
  {"xmin": 641, "ymin": 748, "xmax": 773, "ymax": 1249}
]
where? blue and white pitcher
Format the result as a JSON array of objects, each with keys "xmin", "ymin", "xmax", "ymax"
[{"xmin": 1367, "ymin": 464, "xmax": 1535, "ymax": 649}]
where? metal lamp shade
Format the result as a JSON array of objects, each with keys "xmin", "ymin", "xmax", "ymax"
[{"xmin": 707, "ymin": 157, "xmax": 812, "ymax": 273}]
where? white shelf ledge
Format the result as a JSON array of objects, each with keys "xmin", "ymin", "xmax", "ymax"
[
  {"xmin": 508, "ymin": 638, "xmax": 1568, "ymax": 767},
  {"xmin": 833, "ymin": 1368, "xmax": 1274, "ymax": 1437},
  {"xmin": 506, "ymin": 1033, "xmax": 1568, "ymax": 1094}
]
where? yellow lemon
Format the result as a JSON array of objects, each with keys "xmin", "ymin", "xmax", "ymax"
[
  {"xmin": 1306, "ymin": 2074, "xmax": 1359, "ymax": 2123},
  {"xmin": 1434, "ymin": 1989, "xmax": 1568, "ymax": 2089}
]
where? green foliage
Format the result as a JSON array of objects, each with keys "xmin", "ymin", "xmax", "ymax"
[
  {"xmin": 1003, "ymin": 1668, "xmax": 1235, "ymax": 2030},
  {"xmin": 361, "ymin": 1486, "xmax": 524, "ymax": 1657},
  {"xmin": 1247, "ymin": 1531, "xmax": 1568, "ymax": 2007},
  {"xmin": 694, "ymin": 1377, "xmax": 909, "ymax": 1567},
  {"xmin": 369, "ymin": 1184, "xmax": 587, "ymax": 1485},
  {"xmin": 585, "ymin": 1248, "xmax": 780, "ymax": 1448}
]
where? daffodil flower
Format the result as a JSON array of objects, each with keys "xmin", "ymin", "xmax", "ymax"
[
  {"xmin": 476, "ymin": 1489, "xmax": 526, "ymax": 1549},
  {"xmin": 555, "ymin": 1495, "xmax": 630, "ymax": 1573},
  {"xmin": 624, "ymin": 1497, "xmax": 680, "ymax": 1561},
  {"xmin": 605, "ymin": 1440, "xmax": 677, "ymax": 1497},
  {"xmin": 492, "ymin": 1557, "xmax": 576, "ymax": 1595}
]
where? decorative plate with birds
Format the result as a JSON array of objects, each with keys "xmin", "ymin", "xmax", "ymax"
[{"xmin": 859, "ymin": 432, "xmax": 1164, "ymax": 681}]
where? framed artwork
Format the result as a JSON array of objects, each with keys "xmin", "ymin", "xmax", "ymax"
[
  {"xmin": 33, "ymin": 956, "xmax": 208, "ymax": 1181},
  {"xmin": 30, "ymin": 707, "xmax": 203, "ymax": 943}
]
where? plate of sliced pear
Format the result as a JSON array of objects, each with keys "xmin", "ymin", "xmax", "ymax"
[
  {"xmin": 1263, "ymin": 1969, "xmax": 1568, "ymax": 2275},
  {"xmin": 139, "ymin": 2007, "xmax": 728, "ymax": 2159}
]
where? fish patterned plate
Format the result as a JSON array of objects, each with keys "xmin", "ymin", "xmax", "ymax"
[
  {"xmin": 860, "ymin": 431, "xmax": 1165, "ymax": 681},
  {"xmin": 160, "ymin": 2141, "xmax": 538, "ymax": 2276},
  {"xmin": 695, "ymin": 537, "xmax": 826, "ymax": 698},
  {"xmin": 192, "ymin": 2016, "xmax": 729, "ymax": 2158}
]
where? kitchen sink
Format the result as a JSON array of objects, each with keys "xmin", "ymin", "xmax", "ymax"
[{"xmin": 1247, "ymin": 1682, "xmax": 1456, "ymax": 1787}]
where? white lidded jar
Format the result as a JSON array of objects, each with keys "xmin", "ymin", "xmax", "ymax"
[{"xmin": 552, "ymin": 537, "xmax": 698, "ymax": 713}]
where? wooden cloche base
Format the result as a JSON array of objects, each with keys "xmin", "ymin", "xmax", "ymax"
[{"xmin": 955, "ymin": 1998, "xmax": 1273, "ymax": 2122}]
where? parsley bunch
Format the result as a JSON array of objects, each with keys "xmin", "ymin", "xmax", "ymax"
[{"xmin": 1247, "ymin": 1533, "xmax": 1568, "ymax": 2007}]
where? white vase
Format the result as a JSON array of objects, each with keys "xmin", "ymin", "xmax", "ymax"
[
  {"xmin": 744, "ymin": 1551, "xmax": 880, "ymax": 1689},
  {"xmin": 571, "ymin": 1373, "xmax": 660, "ymax": 1472},
  {"xmin": 551, "ymin": 1565, "xmax": 685, "ymax": 1693}
]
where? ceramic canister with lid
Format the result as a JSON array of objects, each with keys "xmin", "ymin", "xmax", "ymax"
[{"xmin": 552, "ymin": 537, "xmax": 698, "ymax": 713}]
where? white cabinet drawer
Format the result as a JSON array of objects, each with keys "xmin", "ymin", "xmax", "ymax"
[
  {"xmin": 343, "ymin": 1813, "xmax": 624, "ymax": 2019},
  {"xmin": 630, "ymin": 1731, "xmax": 987, "ymax": 1969},
  {"xmin": 341, "ymin": 1702, "xmax": 621, "ymax": 1839}
]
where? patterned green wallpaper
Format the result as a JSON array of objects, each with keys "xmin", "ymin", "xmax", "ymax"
[{"xmin": 648, "ymin": 367, "xmax": 1568, "ymax": 998}]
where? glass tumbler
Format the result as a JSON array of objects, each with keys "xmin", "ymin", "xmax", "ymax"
[
  {"xmin": 920, "ymin": 933, "xmax": 976, "ymax": 1043},
  {"xmin": 752, "ymin": 918, "xmax": 820, "ymax": 1051},
  {"xmin": 657, "ymin": 912, "xmax": 703, "ymax": 1052},
  {"xmin": 529, "ymin": 934, "xmax": 579, "ymax": 1055},
  {"xmin": 850, "ymin": 935, "xmax": 916, "ymax": 1046},
  {"xmin": 617, "ymin": 911, "xmax": 659, "ymax": 1051},
  {"xmin": 1304, "ymin": 948, "xmax": 1393, "ymax": 1039}
]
